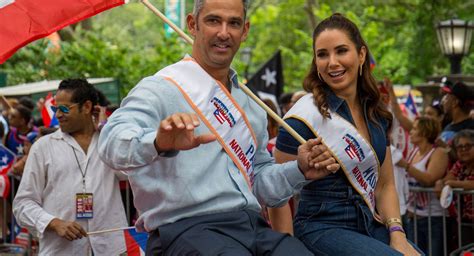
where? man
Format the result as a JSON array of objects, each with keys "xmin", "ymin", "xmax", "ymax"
[
  {"xmin": 440, "ymin": 80, "xmax": 474, "ymax": 145},
  {"xmin": 13, "ymin": 79, "xmax": 127, "ymax": 255},
  {"xmin": 99, "ymin": 0, "xmax": 338, "ymax": 255}
]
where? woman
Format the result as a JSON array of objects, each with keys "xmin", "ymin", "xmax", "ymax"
[
  {"xmin": 438, "ymin": 129, "xmax": 474, "ymax": 246},
  {"xmin": 397, "ymin": 117, "xmax": 448, "ymax": 256},
  {"xmin": 273, "ymin": 14, "xmax": 420, "ymax": 255}
]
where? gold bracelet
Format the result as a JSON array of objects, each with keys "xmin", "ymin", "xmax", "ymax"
[{"xmin": 385, "ymin": 217, "xmax": 402, "ymax": 227}]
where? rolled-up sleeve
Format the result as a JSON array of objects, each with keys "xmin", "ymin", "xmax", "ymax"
[
  {"xmin": 251, "ymin": 113, "xmax": 310, "ymax": 208},
  {"xmin": 98, "ymin": 77, "xmax": 178, "ymax": 170}
]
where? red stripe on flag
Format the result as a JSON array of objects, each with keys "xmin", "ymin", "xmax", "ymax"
[
  {"xmin": 124, "ymin": 230, "xmax": 141, "ymax": 256},
  {"xmin": 0, "ymin": 0, "xmax": 125, "ymax": 63}
]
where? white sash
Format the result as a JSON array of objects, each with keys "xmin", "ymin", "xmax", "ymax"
[
  {"xmin": 285, "ymin": 94, "xmax": 380, "ymax": 214},
  {"xmin": 155, "ymin": 57, "xmax": 257, "ymax": 188}
]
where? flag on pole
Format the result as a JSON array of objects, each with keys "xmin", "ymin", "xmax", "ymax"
[
  {"xmin": 124, "ymin": 228, "xmax": 148, "ymax": 256},
  {"xmin": 41, "ymin": 92, "xmax": 59, "ymax": 128},
  {"xmin": 0, "ymin": 0, "xmax": 125, "ymax": 63},
  {"xmin": 404, "ymin": 91, "xmax": 419, "ymax": 120},
  {"xmin": 246, "ymin": 51, "xmax": 284, "ymax": 111},
  {"xmin": 0, "ymin": 144, "xmax": 15, "ymax": 175},
  {"xmin": 369, "ymin": 54, "xmax": 376, "ymax": 71}
]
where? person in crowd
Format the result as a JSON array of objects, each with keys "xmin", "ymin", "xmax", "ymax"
[
  {"xmin": 436, "ymin": 129, "xmax": 474, "ymax": 246},
  {"xmin": 13, "ymin": 79, "xmax": 127, "ymax": 255},
  {"xmin": 262, "ymin": 98, "xmax": 279, "ymax": 156},
  {"xmin": 378, "ymin": 79, "xmax": 412, "ymax": 217},
  {"xmin": 439, "ymin": 81, "xmax": 474, "ymax": 146},
  {"xmin": 279, "ymin": 92, "xmax": 294, "ymax": 116},
  {"xmin": 273, "ymin": 13, "xmax": 420, "ymax": 255},
  {"xmin": 5, "ymin": 105, "xmax": 38, "ymax": 156},
  {"xmin": 98, "ymin": 0, "xmax": 341, "ymax": 255},
  {"xmin": 424, "ymin": 98, "xmax": 449, "ymax": 129},
  {"xmin": 396, "ymin": 116, "xmax": 448, "ymax": 255},
  {"xmin": 289, "ymin": 91, "xmax": 307, "ymax": 109}
]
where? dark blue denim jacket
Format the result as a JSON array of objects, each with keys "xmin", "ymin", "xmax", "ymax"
[{"xmin": 276, "ymin": 89, "xmax": 390, "ymax": 193}]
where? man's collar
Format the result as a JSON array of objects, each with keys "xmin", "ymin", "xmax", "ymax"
[{"xmin": 185, "ymin": 54, "xmax": 240, "ymax": 89}]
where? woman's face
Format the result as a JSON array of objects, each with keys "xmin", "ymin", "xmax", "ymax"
[
  {"xmin": 314, "ymin": 29, "xmax": 366, "ymax": 96},
  {"xmin": 409, "ymin": 121, "xmax": 424, "ymax": 145},
  {"xmin": 455, "ymin": 137, "xmax": 474, "ymax": 163},
  {"xmin": 423, "ymin": 106, "xmax": 442, "ymax": 123}
]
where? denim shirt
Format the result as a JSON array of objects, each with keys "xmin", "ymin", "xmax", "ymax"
[{"xmin": 276, "ymin": 89, "xmax": 390, "ymax": 193}]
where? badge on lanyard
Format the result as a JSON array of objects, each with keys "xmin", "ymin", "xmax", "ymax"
[{"xmin": 76, "ymin": 193, "xmax": 93, "ymax": 219}]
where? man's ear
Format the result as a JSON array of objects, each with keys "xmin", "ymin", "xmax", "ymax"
[
  {"xmin": 187, "ymin": 13, "xmax": 197, "ymax": 37},
  {"xmin": 241, "ymin": 21, "xmax": 250, "ymax": 42},
  {"xmin": 82, "ymin": 100, "xmax": 93, "ymax": 114}
]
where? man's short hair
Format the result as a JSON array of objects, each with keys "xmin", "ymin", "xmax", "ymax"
[
  {"xmin": 14, "ymin": 105, "xmax": 33, "ymax": 125},
  {"xmin": 193, "ymin": 0, "xmax": 250, "ymax": 21},
  {"xmin": 58, "ymin": 79, "xmax": 98, "ymax": 107}
]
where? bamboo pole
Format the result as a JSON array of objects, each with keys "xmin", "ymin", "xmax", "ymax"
[{"xmin": 87, "ymin": 226, "xmax": 135, "ymax": 235}]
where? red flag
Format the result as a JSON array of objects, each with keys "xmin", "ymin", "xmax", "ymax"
[
  {"xmin": 41, "ymin": 92, "xmax": 59, "ymax": 127},
  {"xmin": 0, "ymin": 0, "xmax": 125, "ymax": 63}
]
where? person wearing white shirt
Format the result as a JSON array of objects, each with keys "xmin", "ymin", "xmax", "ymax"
[{"xmin": 13, "ymin": 79, "xmax": 127, "ymax": 255}]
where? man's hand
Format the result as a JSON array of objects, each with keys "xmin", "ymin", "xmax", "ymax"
[
  {"xmin": 47, "ymin": 218, "xmax": 87, "ymax": 241},
  {"xmin": 297, "ymin": 137, "xmax": 340, "ymax": 180},
  {"xmin": 155, "ymin": 113, "xmax": 217, "ymax": 152}
]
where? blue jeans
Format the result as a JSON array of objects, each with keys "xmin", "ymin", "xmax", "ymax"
[
  {"xmin": 294, "ymin": 176, "xmax": 422, "ymax": 256},
  {"xmin": 404, "ymin": 215, "xmax": 443, "ymax": 256}
]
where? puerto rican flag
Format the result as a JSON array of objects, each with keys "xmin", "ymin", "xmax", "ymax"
[
  {"xmin": 41, "ymin": 92, "xmax": 58, "ymax": 127},
  {"xmin": 124, "ymin": 228, "xmax": 147, "ymax": 256},
  {"xmin": 404, "ymin": 91, "xmax": 419, "ymax": 120},
  {"xmin": 0, "ymin": 144, "xmax": 15, "ymax": 175},
  {"xmin": 0, "ymin": 0, "xmax": 125, "ymax": 63}
]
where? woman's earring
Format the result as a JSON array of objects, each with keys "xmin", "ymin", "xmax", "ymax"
[
  {"xmin": 359, "ymin": 64, "xmax": 363, "ymax": 76},
  {"xmin": 318, "ymin": 71, "xmax": 323, "ymax": 81}
]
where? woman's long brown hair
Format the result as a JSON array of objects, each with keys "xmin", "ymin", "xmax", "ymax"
[{"xmin": 303, "ymin": 13, "xmax": 392, "ymax": 130}]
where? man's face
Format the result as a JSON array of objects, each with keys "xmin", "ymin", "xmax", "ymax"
[
  {"xmin": 54, "ymin": 90, "xmax": 91, "ymax": 134},
  {"xmin": 187, "ymin": 0, "xmax": 249, "ymax": 73},
  {"xmin": 8, "ymin": 109, "xmax": 24, "ymax": 129}
]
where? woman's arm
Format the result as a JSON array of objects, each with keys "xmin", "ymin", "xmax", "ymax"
[
  {"xmin": 376, "ymin": 147, "xmax": 419, "ymax": 255},
  {"xmin": 268, "ymin": 149, "xmax": 297, "ymax": 235},
  {"xmin": 385, "ymin": 78, "xmax": 413, "ymax": 131},
  {"xmin": 404, "ymin": 148, "xmax": 448, "ymax": 186}
]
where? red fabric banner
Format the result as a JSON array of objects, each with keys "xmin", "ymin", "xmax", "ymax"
[{"xmin": 0, "ymin": 0, "xmax": 125, "ymax": 63}]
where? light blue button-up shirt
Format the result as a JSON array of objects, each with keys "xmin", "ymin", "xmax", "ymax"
[{"xmin": 98, "ymin": 64, "xmax": 309, "ymax": 232}]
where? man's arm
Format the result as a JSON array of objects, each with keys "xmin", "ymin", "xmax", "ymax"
[
  {"xmin": 13, "ymin": 142, "xmax": 87, "ymax": 240},
  {"xmin": 98, "ymin": 77, "xmax": 215, "ymax": 170}
]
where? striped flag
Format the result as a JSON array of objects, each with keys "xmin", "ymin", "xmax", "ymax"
[
  {"xmin": 41, "ymin": 92, "xmax": 59, "ymax": 128},
  {"xmin": 404, "ymin": 91, "xmax": 419, "ymax": 120},
  {"xmin": 124, "ymin": 228, "xmax": 148, "ymax": 256},
  {"xmin": 0, "ymin": 144, "xmax": 15, "ymax": 175},
  {"xmin": 0, "ymin": 0, "xmax": 125, "ymax": 63}
]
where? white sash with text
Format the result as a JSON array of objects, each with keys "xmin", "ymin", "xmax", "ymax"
[
  {"xmin": 155, "ymin": 58, "xmax": 257, "ymax": 188},
  {"xmin": 285, "ymin": 94, "xmax": 380, "ymax": 214}
]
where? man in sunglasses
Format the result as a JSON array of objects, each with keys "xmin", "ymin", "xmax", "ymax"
[{"xmin": 13, "ymin": 79, "xmax": 127, "ymax": 255}]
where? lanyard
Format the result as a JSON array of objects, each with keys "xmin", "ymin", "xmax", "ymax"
[{"xmin": 71, "ymin": 146, "xmax": 89, "ymax": 194}]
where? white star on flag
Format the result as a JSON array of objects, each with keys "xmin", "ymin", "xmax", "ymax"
[
  {"xmin": 261, "ymin": 68, "xmax": 277, "ymax": 88},
  {"xmin": 1, "ymin": 156, "xmax": 7, "ymax": 164},
  {"xmin": 16, "ymin": 144, "xmax": 23, "ymax": 154}
]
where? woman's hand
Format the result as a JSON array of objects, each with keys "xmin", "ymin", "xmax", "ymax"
[{"xmin": 390, "ymin": 232, "xmax": 420, "ymax": 256}]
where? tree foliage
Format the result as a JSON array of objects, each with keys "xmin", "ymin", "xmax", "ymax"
[{"xmin": 1, "ymin": 0, "xmax": 473, "ymax": 94}]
